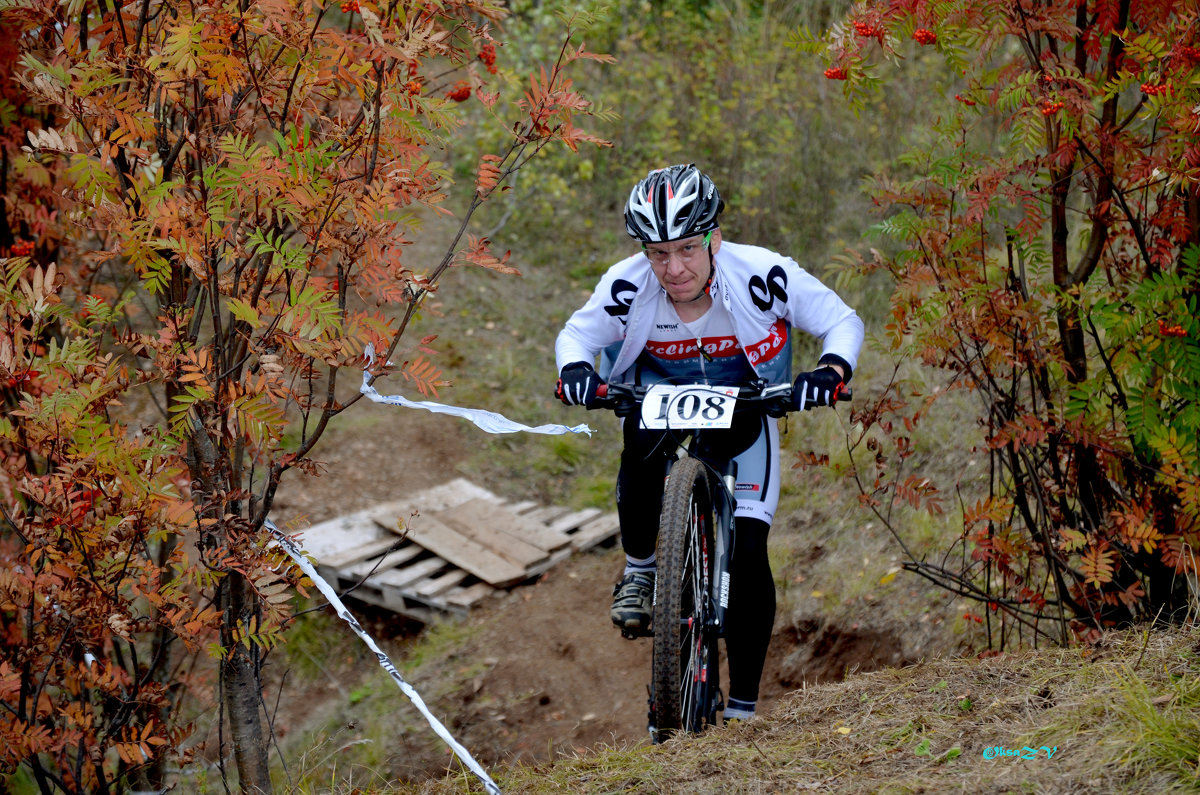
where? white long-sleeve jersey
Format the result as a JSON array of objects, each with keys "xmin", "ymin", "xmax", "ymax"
[{"xmin": 555, "ymin": 241, "xmax": 864, "ymax": 385}]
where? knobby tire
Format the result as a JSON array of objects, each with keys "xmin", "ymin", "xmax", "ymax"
[{"xmin": 652, "ymin": 456, "xmax": 720, "ymax": 741}]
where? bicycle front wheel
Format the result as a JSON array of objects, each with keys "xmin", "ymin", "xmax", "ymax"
[{"xmin": 652, "ymin": 456, "xmax": 721, "ymax": 741}]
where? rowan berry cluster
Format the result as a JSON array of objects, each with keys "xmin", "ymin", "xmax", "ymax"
[
  {"xmin": 954, "ymin": 94, "xmax": 976, "ymax": 106},
  {"xmin": 913, "ymin": 28, "xmax": 937, "ymax": 45},
  {"xmin": 1158, "ymin": 318, "xmax": 1187, "ymax": 337},
  {"xmin": 339, "ymin": 0, "xmax": 360, "ymax": 13},
  {"xmin": 478, "ymin": 43, "xmax": 497, "ymax": 75},
  {"xmin": 1179, "ymin": 45, "xmax": 1200, "ymax": 63},
  {"xmin": 1140, "ymin": 81, "xmax": 1170, "ymax": 96},
  {"xmin": 1041, "ymin": 100, "xmax": 1064, "ymax": 115},
  {"xmin": 824, "ymin": 67, "xmax": 847, "ymax": 80},
  {"xmin": 8, "ymin": 239, "xmax": 35, "ymax": 257},
  {"xmin": 852, "ymin": 20, "xmax": 883, "ymax": 38},
  {"xmin": 216, "ymin": 15, "xmax": 239, "ymax": 37},
  {"xmin": 446, "ymin": 81, "xmax": 471, "ymax": 102}
]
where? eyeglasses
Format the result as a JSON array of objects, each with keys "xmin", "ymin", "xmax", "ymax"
[{"xmin": 643, "ymin": 232, "xmax": 711, "ymax": 266}]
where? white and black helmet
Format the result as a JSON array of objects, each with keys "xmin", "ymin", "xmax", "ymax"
[{"xmin": 624, "ymin": 164, "xmax": 724, "ymax": 243}]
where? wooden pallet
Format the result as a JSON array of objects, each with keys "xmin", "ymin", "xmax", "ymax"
[{"xmin": 297, "ymin": 478, "xmax": 619, "ymax": 622}]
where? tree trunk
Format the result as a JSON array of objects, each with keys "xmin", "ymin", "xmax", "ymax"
[{"xmin": 221, "ymin": 571, "xmax": 273, "ymax": 794}]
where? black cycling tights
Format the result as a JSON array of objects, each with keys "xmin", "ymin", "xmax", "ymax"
[{"xmin": 723, "ymin": 516, "xmax": 775, "ymax": 705}]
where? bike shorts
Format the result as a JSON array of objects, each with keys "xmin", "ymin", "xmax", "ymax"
[{"xmin": 619, "ymin": 409, "xmax": 781, "ymax": 525}]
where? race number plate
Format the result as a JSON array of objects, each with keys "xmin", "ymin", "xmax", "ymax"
[{"xmin": 640, "ymin": 384, "xmax": 740, "ymax": 430}]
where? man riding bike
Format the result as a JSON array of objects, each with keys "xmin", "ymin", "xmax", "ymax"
[{"xmin": 554, "ymin": 164, "xmax": 864, "ymax": 722}]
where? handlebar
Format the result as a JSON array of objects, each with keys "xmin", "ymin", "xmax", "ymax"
[{"xmin": 591, "ymin": 381, "xmax": 851, "ymax": 416}]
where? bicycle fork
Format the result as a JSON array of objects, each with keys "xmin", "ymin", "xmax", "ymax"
[{"xmin": 712, "ymin": 458, "xmax": 737, "ymax": 634}]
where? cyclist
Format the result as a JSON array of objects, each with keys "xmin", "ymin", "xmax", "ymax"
[{"xmin": 554, "ymin": 164, "xmax": 863, "ymax": 723}]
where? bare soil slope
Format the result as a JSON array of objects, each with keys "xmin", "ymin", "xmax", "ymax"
[{"xmin": 270, "ymin": 403, "xmax": 953, "ymax": 783}]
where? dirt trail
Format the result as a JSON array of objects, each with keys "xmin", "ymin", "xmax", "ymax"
[{"xmin": 271, "ymin": 404, "xmax": 923, "ymax": 779}]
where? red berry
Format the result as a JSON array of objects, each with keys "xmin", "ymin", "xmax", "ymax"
[
  {"xmin": 913, "ymin": 28, "xmax": 937, "ymax": 45},
  {"xmin": 446, "ymin": 81, "xmax": 471, "ymax": 102},
  {"xmin": 478, "ymin": 43, "xmax": 497, "ymax": 74},
  {"xmin": 824, "ymin": 67, "xmax": 847, "ymax": 80},
  {"xmin": 1158, "ymin": 318, "xmax": 1187, "ymax": 337}
]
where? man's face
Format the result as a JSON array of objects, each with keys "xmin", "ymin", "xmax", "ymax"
[{"xmin": 644, "ymin": 230, "xmax": 721, "ymax": 303}]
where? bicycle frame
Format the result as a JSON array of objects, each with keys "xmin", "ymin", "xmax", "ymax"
[{"xmin": 592, "ymin": 379, "xmax": 849, "ymax": 739}]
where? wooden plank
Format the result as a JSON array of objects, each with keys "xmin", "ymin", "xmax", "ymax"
[
  {"xmin": 504, "ymin": 500, "xmax": 539, "ymax": 515},
  {"xmin": 444, "ymin": 582, "xmax": 497, "ymax": 608},
  {"xmin": 546, "ymin": 507, "xmax": 603, "ymax": 536},
  {"xmin": 520, "ymin": 505, "xmax": 573, "ymax": 526},
  {"xmin": 298, "ymin": 511, "xmax": 386, "ymax": 561},
  {"xmin": 410, "ymin": 569, "xmax": 471, "ymax": 598},
  {"xmin": 411, "ymin": 478, "xmax": 503, "ymax": 509},
  {"xmin": 321, "ymin": 536, "xmax": 400, "ymax": 569},
  {"xmin": 568, "ymin": 513, "xmax": 621, "ymax": 551},
  {"xmin": 366, "ymin": 478, "xmax": 504, "ymax": 530},
  {"xmin": 342, "ymin": 543, "xmax": 424, "ymax": 579},
  {"xmin": 375, "ymin": 556, "xmax": 450, "ymax": 589},
  {"xmin": 383, "ymin": 515, "xmax": 530, "ymax": 587},
  {"xmin": 433, "ymin": 500, "xmax": 553, "ymax": 567}
]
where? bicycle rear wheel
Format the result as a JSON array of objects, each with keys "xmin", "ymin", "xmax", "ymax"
[{"xmin": 651, "ymin": 456, "xmax": 721, "ymax": 742}]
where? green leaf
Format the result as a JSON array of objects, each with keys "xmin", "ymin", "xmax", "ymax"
[{"xmin": 227, "ymin": 298, "xmax": 262, "ymax": 329}]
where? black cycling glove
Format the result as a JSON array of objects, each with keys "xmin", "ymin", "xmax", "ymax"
[
  {"xmin": 792, "ymin": 366, "xmax": 845, "ymax": 411},
  {"xmin": 556, "ymin": 361, "xmax": 602, "ymax": 407}
]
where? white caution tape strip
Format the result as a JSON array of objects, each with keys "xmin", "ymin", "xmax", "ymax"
[
  {"xmin": 360, "ymin": 344, "xmax": 593, "ymax": 437},
  {"xmin": 265, "ymin": 519, "xmax": 503, "ymax": 795}
]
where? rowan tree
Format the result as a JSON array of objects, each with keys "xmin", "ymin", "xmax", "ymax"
[
  {"xmin": 0, "ymin": 0, "xmax": 609, "ymax": 791},
  {"xmin": 804, "ymin": 0, "xmax": 1199, "ymax": 647}
]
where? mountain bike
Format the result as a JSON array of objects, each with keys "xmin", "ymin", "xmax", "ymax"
[{"xmin": 592, "ymin": 380, "xmax": 849, "ymax": 743}]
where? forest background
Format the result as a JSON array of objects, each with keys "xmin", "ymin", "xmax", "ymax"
[{"xmin": 1, "ymin": 0, "xmax": 1198, "ymax": 792}]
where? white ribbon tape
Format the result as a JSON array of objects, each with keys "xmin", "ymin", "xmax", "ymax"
[
  {"xmin": 360, "ymin": 344, "xmax": 593, "ymax": 437},
  {"xmin": 265, "ymin": 519, "xmax": 503, "ymax": 795}
]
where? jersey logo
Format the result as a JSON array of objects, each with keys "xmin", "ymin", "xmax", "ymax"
[
  {"xmin": 604, "ymin": 279, "xmax": 637, "ymax": 326},
  {"xmin": 747, "ymin": 265, "xmax": 788, "ymax": 312},
  {"xmin": 745, "ymin": 319, "xmax": 787, "ymax": 365},
  {"xmin": 645, "ymin": 336, "xmax": 741, "ymax": 360}
]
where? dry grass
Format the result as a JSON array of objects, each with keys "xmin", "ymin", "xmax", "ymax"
[{"xmin": 389, "ymin": 624, "xmax": 1200, "ymax": 795}]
